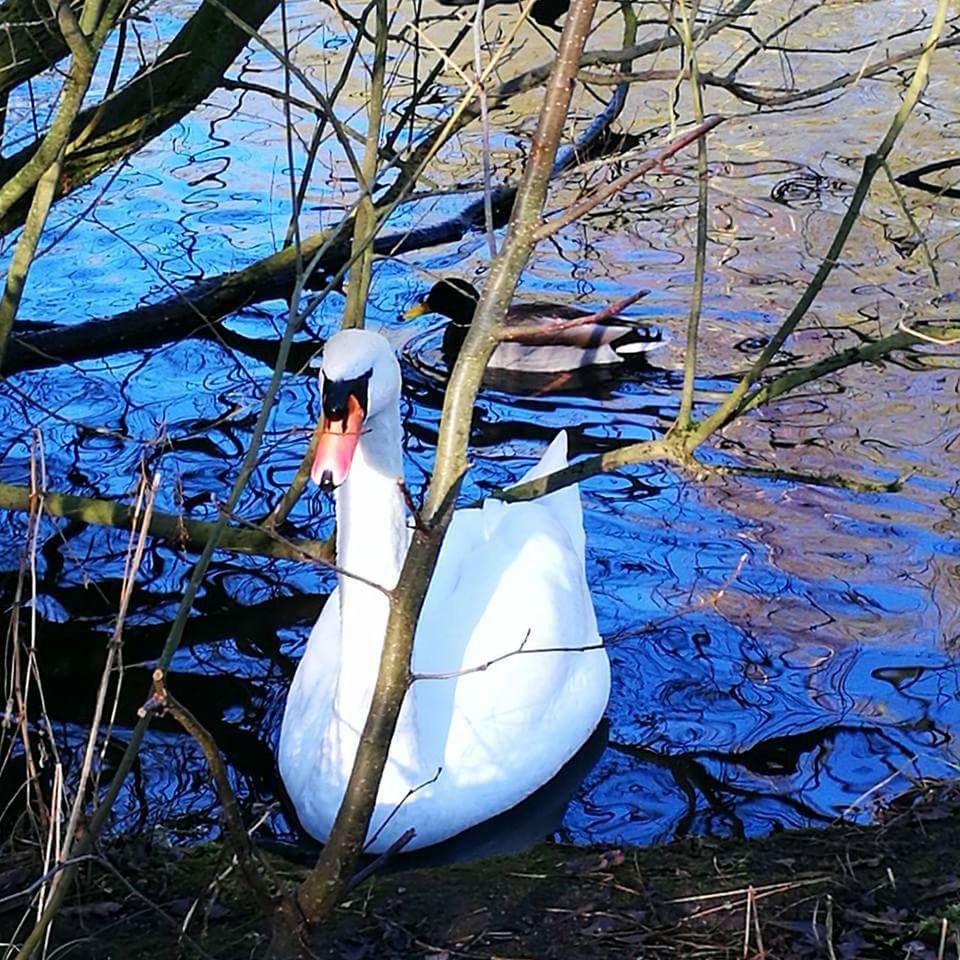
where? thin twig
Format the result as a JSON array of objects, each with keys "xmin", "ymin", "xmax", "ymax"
[
  {"xmin": 704, "ymin": 462, "xmax": 904, "ymax": 495},
  {"xmin": 474, "ymin": 0, "xmax": 498, "ymax": 258},
  {"xmin": 532, "ymin": 115, "xmax": 724, "ymax": 241},
  {"xmin": 58, "ymin": 470, "xmax": 159, "ymax": 870},
  {"xmin": 348, "ymin": 828, "xmax": 417, "ymax": 889},
  {"xmin": 263, "ymin": 418, "xmax": 326, "ymax": 530},
  {"xmin": 897, "ymin": 317, "xmax": 960, "ymax": 345},
  {"xmin": 341, "ymin": 0, "xmax": 388, "ymax": 330},
  {"xmin": 752, "ymin": 885, "xmax": 766, "ymax": 959},
  {"xmin": 674, "ymin": 0, "xmax": 708, "ymax": 431},
  {"xmin": 742, "ymin": 882, "xmax": 752, "ymax": 959},
  {"xmin": 497, "ymin": 290, "xmax": 650, "ymax": 341},
  {"xmin": 882, "ymin": 158, "xmax": 940, "ymax": 287},
  {"xmin": 138, "ymin": 669, "xmax": 276, "ymax": 913},
  {"xmin": 227, "ymin": 511, "xmax": 392, "ymax": 596}
]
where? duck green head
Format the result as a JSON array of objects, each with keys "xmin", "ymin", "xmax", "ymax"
[{"xmin": 403, "ymin": 278, "xmax": 480, "ymax": 326}]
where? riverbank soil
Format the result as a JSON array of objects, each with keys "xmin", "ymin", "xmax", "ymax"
[{"xmin": 3, "ymin": 781, "xmax": 959, "ymax": 958}]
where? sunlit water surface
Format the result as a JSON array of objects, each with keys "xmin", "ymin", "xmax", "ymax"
[{"xmin": 1, "ymin": 0, "xmax": 959, "ymax": 854}]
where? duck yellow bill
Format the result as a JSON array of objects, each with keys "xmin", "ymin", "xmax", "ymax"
[
  {"xmin": 311, "ymin": 394, "xmax": 365, "ymax": 489},
  {"xmin": 402, "ymin": 301, "xmax": 429, "ymax": 320}
]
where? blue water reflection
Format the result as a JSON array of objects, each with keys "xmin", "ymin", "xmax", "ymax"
[
  {"xmin": 4, "ymin": 301, "xmax": 959, "ymax": 847},
  {"xmin": 2, "ymin": 4, "xmax": 959, "ymax": 853}
]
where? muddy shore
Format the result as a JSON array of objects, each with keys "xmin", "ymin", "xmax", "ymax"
[{"xmin": 4, "ymin": 781, "xmax": 958, "ymax": 958}]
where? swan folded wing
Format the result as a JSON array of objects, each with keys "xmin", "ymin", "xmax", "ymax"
[
  {"xmin": 502, "ymin": 431, "xmax": 585, "ymax": 558},
  {"xmin": 412, "ymin": 497, "xmax": 605, "ymax": 797},
  {"xmin": 280, "ymin": 502, "xmax": 607, "ymax": 851}
]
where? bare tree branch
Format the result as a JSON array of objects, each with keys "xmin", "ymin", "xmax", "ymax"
[
  {"xmin": 139, "ymin": 668, "xmax": 277, "ymax": 913},
  {"xmin": 494, "ymin": 322, "xmax": 959, "ymax": 505},
  {"xmin": 687, "ymin": 0, "xmax": 953, "ymax": 449},
  {"xmin": 0, "ymin": 481, "xmax": 334, "ymax": 562}
]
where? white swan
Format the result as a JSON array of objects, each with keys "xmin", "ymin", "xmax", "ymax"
[{"xmin": 278, "ymin": 329, "xmax": 610, "ymax": 852}]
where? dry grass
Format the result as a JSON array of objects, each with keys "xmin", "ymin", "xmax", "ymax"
[{"xmin": 3, "ymin": 778, "xmax": 960, "ymax": 959}]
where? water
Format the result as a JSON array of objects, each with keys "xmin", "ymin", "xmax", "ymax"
[{"xmin": 2, "ymin": 0, "xmax": 959, "ymax": 853}]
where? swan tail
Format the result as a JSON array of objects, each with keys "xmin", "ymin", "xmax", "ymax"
[{"xmin": 513, "ymin": 431, "xmax": 586, "ymax": 557}]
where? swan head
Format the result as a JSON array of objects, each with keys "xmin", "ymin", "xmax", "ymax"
[{"xmin": 311, "ymin": 329, "xmax": 401, "ymax": 490}]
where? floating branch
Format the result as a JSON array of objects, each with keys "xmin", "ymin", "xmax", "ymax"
[{"xmin": 0, "ymin": 481, "xmax": 332, "ymax": 562}]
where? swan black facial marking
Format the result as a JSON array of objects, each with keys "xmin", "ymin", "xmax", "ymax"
[{"xmin": 322, "ymin": 369, "xmax": 372, "ymax": 420}]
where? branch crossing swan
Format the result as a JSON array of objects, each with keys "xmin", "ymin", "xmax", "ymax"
[{"xmin": 278, "ymin": 329, "xmax": 610, "ymax": 852}]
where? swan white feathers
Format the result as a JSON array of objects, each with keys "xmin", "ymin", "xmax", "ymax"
[{"xmin": 278, "ymin": 329, "xmax": 610, "ymax": 852}]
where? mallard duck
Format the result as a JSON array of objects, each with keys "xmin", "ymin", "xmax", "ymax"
[
  {"xmin": 435, "ymin": 0, "xmax": 569, "ymax": 30},
  {"xmin": 403, "ymin": 278, "xmax": 665, "ymax": 374},
  {"xmin": 278, "ymin": 329, "xmax": 610, "ymax": 852}
]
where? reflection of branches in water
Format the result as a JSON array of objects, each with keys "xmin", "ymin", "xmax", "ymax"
[
  {"xmin": 896, "ymin": 157, "xmax": 960, "ymax": 201},
  {"xmin": 611, "ymin": 710, "xmax": 951, "ymax": 840},
  {"xmin": 0, "ymin": 578, "xmax": 323, "ymax": 837},
  {"xmin": 8, "ymin": 554, "xmax": 954, "ymax": 848},
  {"xmin": 610, "ymin": 735, "xmax": 831, "ymax": 839},
  {"xmin": 727, "ymin": 5, "xmax": 931, "ymax": 60},
  {"xmin": 4, "ymin": 67, "xmax": 638, "ymax": 378},
  {"xmin": 582, "ymin": 32, "xmax": 960, "ymax": 111},
  {"xmin": 15, "ymin": 584, "xmax": 321, "ymax": 666}
]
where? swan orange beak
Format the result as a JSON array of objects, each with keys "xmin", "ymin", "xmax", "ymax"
[{"xmin": 311, "ymin": 393, "xmax": 365, "ymax": 490}]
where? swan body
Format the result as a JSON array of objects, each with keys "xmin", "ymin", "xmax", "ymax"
[
  {"xmin": 404, "ymin": 278, "xmax": 666, "ymax": 374},
  {"xmin": 278, "ymin": 329, "xmax": 610, "ymax": 852}
]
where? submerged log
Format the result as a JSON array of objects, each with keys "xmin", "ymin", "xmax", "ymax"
[
  {"xmin": 2, "ymin": 189, "xmax": 515, "ymax": 373},
  {"xmin": 0, "ymin": 0, "xmax": 78, "ymax": 94}
]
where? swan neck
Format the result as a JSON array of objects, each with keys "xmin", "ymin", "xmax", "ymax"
[
  {"xmin": 336, "ymin": 410, "xmax": 406, "ymax": 585},
  {"xmin": 334, "ymin": 407, "xmax": 408, "ymax": 681}
]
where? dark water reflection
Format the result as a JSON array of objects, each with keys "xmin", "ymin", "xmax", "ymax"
[{"xmin": 2, "ymin": 0, "xmax": 960, "ymax": 858}]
